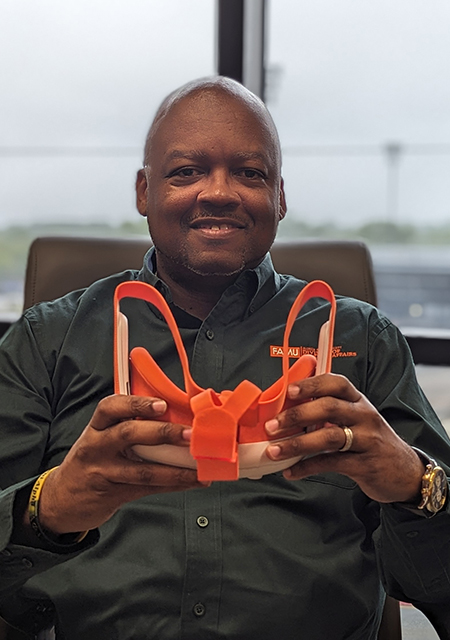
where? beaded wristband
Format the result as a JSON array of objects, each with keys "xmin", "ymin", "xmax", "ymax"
[{"xmin": 28, "ymin": 466, "xmax": 89, "ymax": 546}]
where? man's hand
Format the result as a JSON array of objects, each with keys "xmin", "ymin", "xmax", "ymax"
[
  {"xmin": 265, "ymin": 373, "xmax": 425, "ymax": 504},
  {"xmin": 36, "ymin": 395, "xmax": 206, "ymax": 535}
]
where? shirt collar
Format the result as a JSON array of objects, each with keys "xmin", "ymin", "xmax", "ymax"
[
  {"xmin": 140, "ymin": 247, "xmax": 174, "ymax": 302},
  {"xmin": 139, "ymin": 246, "xmax": 282, "ymax": 318}
]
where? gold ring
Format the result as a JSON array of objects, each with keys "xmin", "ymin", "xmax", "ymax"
[{"xmin": 339, "ymin": 426, "xmax": 354, "ymax": 452}]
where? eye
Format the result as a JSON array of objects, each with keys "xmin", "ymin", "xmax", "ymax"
[
  {"xmin": 236, "ymin": 168, "xmax": 266, "ymax": 180},
  {"xmin": 175, "ymin": 167, "xmax": 200, "ymax": 177},
  {"xmin": 168, "ymin": 166, "xmax": 204, "ymax": 182}
]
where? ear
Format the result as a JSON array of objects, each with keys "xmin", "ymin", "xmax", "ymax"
[
  {"xmin": 136, "ymin": 169, "xmax": 148, "ymax": 217},
  {"xmin": 278, "ymin": 177, "xmax": 287, "ymax": 221}
]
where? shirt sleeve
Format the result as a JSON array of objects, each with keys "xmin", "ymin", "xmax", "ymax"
[
  {"xmin": 366, "ymin": 315, "xmax": 450, "ymax": 605},
  {"xmin": 0, "ymin": 312, "xmax": 57, "ymax": 487},
  {"xmin": 0, "ymin": 312, "xmax": 99, "ymax": 597}
]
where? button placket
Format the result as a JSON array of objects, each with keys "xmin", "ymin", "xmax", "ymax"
[{"xmin": 180, "ymin": 487, "xmax": 222, "ymax": 635}]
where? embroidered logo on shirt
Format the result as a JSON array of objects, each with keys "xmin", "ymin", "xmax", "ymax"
[{"xmin": 270, "ymin": 345, "xmax": 357, "ymax": 359}]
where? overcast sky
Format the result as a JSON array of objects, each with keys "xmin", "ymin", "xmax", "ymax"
[{"xmin": 1, "ymin": 0, "xmax": 450, "ymax": 228}]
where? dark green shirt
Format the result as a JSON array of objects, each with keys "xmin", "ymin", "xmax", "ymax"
[{"xmin": 1, "ymin": 250, "xmax": 450, "ymax": 640}]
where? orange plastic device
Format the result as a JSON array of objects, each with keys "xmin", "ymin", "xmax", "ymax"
[{"xmin": 114, "ymin": 280, "xmax": 336, "ymax": 481}]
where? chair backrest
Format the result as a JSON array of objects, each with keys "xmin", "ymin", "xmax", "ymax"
[
  {"xmin": 24, "ymin": 236, "xmax": 152, "ymax": 310},
  {"xmin": 23, "ymin": 236, "xmax": 377, "ymax": 309},
  {"xmin": 270, "ymin": 239, "xmax": 377, "ymax": 304}
]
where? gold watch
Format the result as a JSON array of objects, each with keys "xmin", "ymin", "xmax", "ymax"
[{"xmin": 413, "ymin": 447, "xmax": 448, "ymax": 515}]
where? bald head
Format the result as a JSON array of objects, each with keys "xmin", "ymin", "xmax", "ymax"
[
  {"xmin": 136, "ymin": 75, "xmax": 287, "ymax": 296},
  {"xmin": 143, "ymin": 76, "xmax": 281, "ymax": 173}
]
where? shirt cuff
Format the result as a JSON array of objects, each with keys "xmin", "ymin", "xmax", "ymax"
[{"xmin": 0, "ymin": 479, "xmax": 99, "ymax": 597}]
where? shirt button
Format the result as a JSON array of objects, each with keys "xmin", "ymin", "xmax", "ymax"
[
  {"xmin": 22, "ymin": 557, "xmax": 33, "ymax": 568},
  {"xmin": 407, "ymin": 531, "xmax": 419, "ymax": 538},
  {"xmin": 196, "ymin": 515, "xmax": 209, "ymax": 528},
  {"xmin": 193, "ymin": 602, "xmax": 206, "ymax": 617},
  {"xmin": 206, "ymin": 329, "xmax": 214, "ymax": 340},
  {"xmin": 0, "ymin": 548, "xmax": 12, "ymax": 557}
]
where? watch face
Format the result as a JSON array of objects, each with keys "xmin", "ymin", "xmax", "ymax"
[{"xmin": 429, "ymin": 467, "xmax": 448, "ymax": 513}]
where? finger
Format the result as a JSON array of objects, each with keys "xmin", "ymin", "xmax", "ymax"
[
  {"xmin": 110, "ymin": 418, "xmax": 193, "ymax": 448},
  {"xmin": 282, "ymin": 450, "xmax": 358, "ymax": 481},
  {"xmin": 287, "ymin": 373, "xmax": 362, "ymax": 404},
  {"xmin": 266, "ymin": 395, "xmax": 360, "ymax": 436},
  {"xmin": 89, "ymin": 394, "xmax": 169, "ymax": 431},
  {"xmin": 266, "ymin": 424, "xmax": 357, "ymax": 461},
  {"xmin": 108, "ymin": 458, "xmax": 208, "ymax": 489}
]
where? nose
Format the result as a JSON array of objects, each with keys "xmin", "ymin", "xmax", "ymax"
[{"xmin": 197, "ymin": 169, "xmax": 241, "ymax": 209}]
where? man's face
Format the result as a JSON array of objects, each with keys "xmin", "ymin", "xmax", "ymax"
[{"xmin": 136, "ymin": 90, "xmax": 286, "ymax": 283}]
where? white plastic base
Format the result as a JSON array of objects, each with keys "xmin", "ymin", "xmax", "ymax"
[{"xmin": 132, "ymin": 440, "xmax": 301, "ymax": 480}]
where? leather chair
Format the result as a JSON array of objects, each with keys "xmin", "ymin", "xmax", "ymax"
[
  {"xmin": 23, "ymin": 236, "xmax": 377, "ymax": 309},
  {"xmin": 3, "ymin": 236, "xmax": 401, "ymax": 640}
]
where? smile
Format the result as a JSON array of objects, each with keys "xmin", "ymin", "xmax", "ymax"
[
  {"xmin": 190, "ymin": 218, "xmax": 246, "ymax": 232},
  {"xmin": 198, "ymin": 223, "xmax": 235, "ymax": 231}
]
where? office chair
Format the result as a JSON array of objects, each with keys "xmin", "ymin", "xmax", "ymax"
[
  {"xmin": 2, "ymin": 236, "xmax": 401, "ymax": 640},
  {"xmin": 23, "ymin": 236, "xmax": 377, "ymax": 309}
]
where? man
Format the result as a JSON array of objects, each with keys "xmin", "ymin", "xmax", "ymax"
[{"xmin": 0, "ymin": 76, "xmax": 449, "ymax": 639}]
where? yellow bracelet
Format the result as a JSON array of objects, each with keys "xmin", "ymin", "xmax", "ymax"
[{"xmin": 28, "ymin": 466, "xmax": 89, "ymax": 546}]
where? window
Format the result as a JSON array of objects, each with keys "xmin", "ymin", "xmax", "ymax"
[
  {"xmin": 267, "ymin": 0, "xmax": 450, "ymax": 332},
  {"xmin": 266, "ymin": 0, "xmax": 450, "ymax": 435},
  {"xmin": 0, "ymin": 0, "xmax": 215, "ymax": 316}
]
